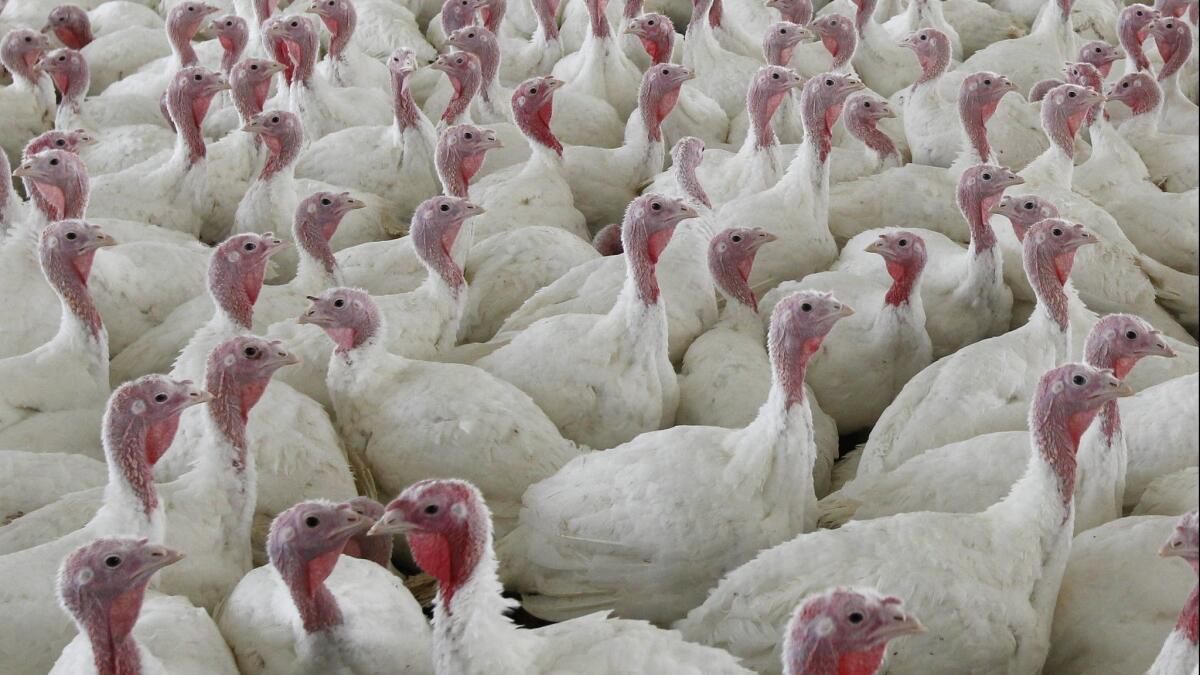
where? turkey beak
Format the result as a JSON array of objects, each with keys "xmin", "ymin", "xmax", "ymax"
[
  {"xmin": 184, "ymin": 383, "xmax": 214, "ymax": 407},
  {"xmin": 242, "ymin": 118, "xmax": 266, "ymax": 133},
  {"xmin": 1159, "ymin": 533, "xmax": 1198, "ymax": 559},
  {"xmin": 131, "ymin": 545, "xmax": 186, "ymax": 584},
  {"xmin": 40, "ymin": 22, "xmax": 53, "ymax": 34},
  {"xmin": 1147, "ymin": 334, "xmax": 1177, "ymax": 358},
  {"xmin": 85, "ymin": 231, "xmax": 119, "ymax": 251},
  {"xmin": 880, "ymin": 104, "xmax": 896, "ymax": 118},
  {"xmin": 265, "ymin": 61, "xmax": 288, "ymax": 76},
  {"xmin": 543, "ymin": 76, "xmax": 566, "ymax": 92},
  {"xmin": 329, "ymin": 511, "xmax": 372, "ymax": 541},
  {"xmin": 269, "ymin": 343, "xmax": 302, "ymax": 367},
  {"xmin": 12, "ymin": 162, "xmax": 37, "ymax": 179},
  {"xmin": 304, "ymin": 1, "xmax": 322, "ymax": 14},
  {"xmin": 835, "ymin": 303, "xmax": 855, "ymax": 318},
  {"xmin": 876, "ymin": 610, "xmax": 926, "ymax": 641},
  {"xmin": 367, "ymin": 512, "xmax": 414, "ymax": 536},
  {"xmin": 683, "ymin": 67, "xmax": 697, "ymax": 81},
  {"xmin": 898, "ymin": 33, "xmax": 916, "ymax": 48},
  {"xmin": 865, "ymin": 238, "xmax": 886, "ymax": 254},
  {"xmin": 344, "ymin": 197, "xmax": 367, "ymax": 210},
  {"xmin": 465, "ymin": 201, "xmax": 487, "ymax": 216}
]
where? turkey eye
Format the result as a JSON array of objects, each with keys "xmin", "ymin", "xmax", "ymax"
[
  {"xmin": 772, "ymin": 72, "xmax": 780, "ymax": 79},
  {"xmin": 321, "ymin": 198, "xmax": 332, "ymax": 205},
  {"xmin": 104, "ymin": 555, "xmax": 121, "ymax": 568},
  {"xmin": 55, "ymin": 139, "xmax": 65, "ymax": 146},
  {"xmin": 49, "ymin": 158, "xmax": 59, "ymax": 166},
  {"xmin": 731, "ymin": 234, "xmax": 742, "ymax": 242},
  {"xmin": 305, "ymin": 516, "xmax": 320, "ymax": 527},
  {"xmin": 65, "ymin": 231, "xmax": 77, "ymax": 240},
  {"xmin": 1125, "ymin": 330, "xmax": 1138, "ymax": 339},
  {"xmin": 1024, "ymin": 202, "xmax": 1034, "ymax": 209},
  {"xmin": 154, "ymin": 393, "xmax": 169, "ymax": 403},
  {"xmin": 919, "ymin": 34, "xmax": 927, "ymax": 40},
  {"xmin": 244, "ymin": 346, "xmax": 259, "ymax": 357},
  {"xmin": 24, "ymin": 36, "xmax": 31, "ymax": 42},
  {"xmin": 1122, "ymin": 81, "xmax": 1129, "ymax": 87},
  {"xmin": 250, "ymin": 64, "xmax": 258, "ymax": 69},
  {"xmin": 194, "ymin": 74, "xmax": 202, "ymax": 81},
  {"xmin": 651, "ymin": 202, "xmax": 662, "ymax": 210},
  {"xmin": 1051, "ymin": 228, "xmax": 1063, "ymax": 236},
  {"xmin": 290, "ymin": 20, "xmax": 298, "ymax": 26},
  {"xmin": 848, "ymin": 612, "xmax": 864, "ymax": 624},
  {"xmin": 424, "ymin": 504, "xmax": 439, "ymax": 514},
  {"xmin": 244, "ymin": 242, "xmax": 257, "ymax": 251},
  {"xmin": 662, "ymin": 68, "xmax": 670, "ymax": 75},
  {"xmin": 830, "ymin": 20, "xmax": 836, "ymax": 25},
  {"xmin": 780, "ymin": 28, "xmax": 786, "ymax": 33},
  {"xmin": 1136, "ymin": 10, "xmax": 1143, "ymax": 14},
  {"xmin": 825, "ymin": 79, "xmax": 833, "ymax": 85},
  {"xmin": 58, "ymin": 55, "xmax": 65, "ymax": 61},
  {"xmin": 468, "ymin": 32, "xmax": 474, "ymax": 37},
  {"xmin": 464, "ymin": 132, "xmax": 473, "ymax": 139},
  {"xmin": 982, "ymin": 173, "xmax": 991, "ymax": 180},
  {"xmin": 800, "ymin": 302, "xmax": 812, "ymax": 312},
  {"xmin": 1095, "ymin": 47, "xmax": 1102, "ymax": 52},
  {"xmin": 271, "ymin": 116, "xmax": 279, "ymax": 123},
  {"xmin": 983, "ymin": 78, "xmax": 992, "ymax": 85},
  {"xmin": 1072, "ymin": 375, "xmax": 1086, "ymax": 385},
  {"xmin": 333, "ymin": 298, "xmax": 345, "ymax": 308},
  {"xmin": 439, "ymin": 203, "xmax": 451, "ymax": 212},
  {"xmin": 529, "ymin": 87, "xmax": 538, "ymax": 94},
  {"xmin": 647, "ymin": 19, "xmax": 655, "ymax": 24},
  {"xmin": 188, "ymin": 5, "xmax": 194, "ymax": 9},
  {"xmin": 898, "ymin": 238, "xmax": 908, "ymax": 246},
  {"xmin": 863, "ymin": 101, "xmax": 871, "ymax": 107},
  {"xmin": 226, "ymin": 20, "xmax": 233, "ymax": 25}
]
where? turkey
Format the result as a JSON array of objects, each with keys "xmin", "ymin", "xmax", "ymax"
[
  {"xmin": 1148, "ymin": 510, "xmax": 1199, "ymax": 674},
  {"xmin": 501, "ymin": 287, "xmax": 851, "ymax": 625},
  {"xmin": 49, "ymin": 538, "xmax": 239, "ymax": 675},
  {"xmin": 676, "ymin": 362, "xmax": 1133, "ymax": 674},
  {"xmin": 217, "ymin": 500, "xmax": 434, "ymax": 674},
  {"xmin": 40, "ymin": 3, "xmax": 168, "ymax": 95},
  {"xmin": 830, "ymin": 92, "xmax": 903, "ymax": 183},
  {"xmin": 476, "ymin": 193, "xmax": 696, "ymax": 449},
  {"xmin": 958, "ymin": 0, "xmax": 1077, "ymax": 95},
  {"xmin": 779, "ymin": 587, "xmax": 926, "ymax": 675},
  {"xmin": 370, "ymin": 479, "xmax": 756, "ymax": 674},
  {"xmin": 1147, "ymin": 15, "xmax": 1198, "ymax": 135},
  {"xmin": 299, "ymin": 288, "xmax": 583, "ymax": 536},
  {"xmin": 0, "ymin": 29, "xmax": 55, "ymax": 166},
  {"xmin": 1108, "ymin": 72, "xmax": 1198, "ymax": 193},
  {"xmin": 98, "ymin": 2, "xmax": 220, "ymax": 100},
  {"xmin": 306, "ymin": 0, "xmax": 390, "ymax": 91}
]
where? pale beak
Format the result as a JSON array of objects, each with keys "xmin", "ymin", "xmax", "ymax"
[
  {"xmin": 367, "ymin": 513, "xmax": 414, "ymax": 536},
  {"xmin": 345, "ymin": 197, "xmax": 367, "ymax": 210},
  {"xmin": 836, "ymin": 304, "xmax": 855, "ymax": 318},
  {"xmin": 87, "ymin": 232, "xmax": 119, "ymax": 250},
  {"xmin": 864, "ymin": 238, "xmax": 885, "ymax": 254},
  {"xmin": 12, "ymin": 163, "xmax": 35, "ymax": 178},
  {"xmin": 132, "ymin": 545, "xmax": 186, "ymax": 583},
  {"xmin": 242, "ymin": 118, "xmax": 267, "ymax": 133},
  {"xmin": 543, "ymin": 76, "xmax": 566, "ymax": 92}
]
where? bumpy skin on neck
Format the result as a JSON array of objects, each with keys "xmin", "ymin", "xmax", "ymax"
[
  {"xmin": 20, "ymin": 149, "xmax": 90, "ymax": 222},
  {"xmin": 448, "ymin": 26, "xmax": 501, "ymax": 101},
  {"xmin": 671, "ymin": 137, "xmax": 712, "ymax": 209},
  {"xmin": 267, "ymin": 502, "xmax": 363, "ymax": 634},
  {"xmin": 906, "ymin": 29, "xmax": 951, "ymax": 88},
  {"xmin": 629, "ymin": 14, "xmax": 673, "ymax": 65},
  {"xmin": 1023, "ymin": 219, "xmax": 1090, "ymax": 334},
  {"xmin": 39, "ymin": 219, "xmax": 107, "ymax": 341},
  {"xmin": 166, "ymin": 67, "xmax": 224, "ymax": 165},
  {"xmin": 388, "ymin": 50, "xmax": 422, "ymax": 131},
  {"xmin": 1, "ymin": 29, "xmax": 49, "ymax": 86},
  {"xmin": 230, "ymin": 59, "xmax": 281, "ymax": 124},
  {"xmin": 432, "ymin": 52, "xmax": 482, "ymax": 124},
  {"xmin": 763, "ymin": 22, "xmax": 805, "ymax": 67},
  {"xmin": 1040, "ymin": 84, "xmax": 1097, "ymax": 160},
  {"xmin": 843, "ymin": 94, "xmax": 897, "ymax": 162},
  {"xmin": 768, "ymin": 0, "xmax": 813, "ymax": 26},
  {"xmin": 1107, "ymin": 72, "xmax": 1162, "ymax": 116},
  {"xmin": 1118, "ymin": 4, "xmax": 1159, "ymax": 71},
  {"xmin": 768, "ymin": 291, "xmax": 851, "ymax": 407},
  {"xmin": 745, "ymin": 66, "xmax": 801, "ymax": 149},
  {"xmin": 213, "ymin": 15, "xmax": 249, "ymax": 73},
  {"xmin": 512, "ymin": 76, "xmax": 563, "ymax": 155},
  {"xmin": 46, "ymin": 5, "xmax": 94, "ymax": 49},
  {"xmin": 1151, "ymin": 18, "xmax": 1193, "ymax": 81}
]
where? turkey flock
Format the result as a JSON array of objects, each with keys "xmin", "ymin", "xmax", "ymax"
[{"xmin": 0, "ymin": 0, "xmax": 1197, "ymax": 668}]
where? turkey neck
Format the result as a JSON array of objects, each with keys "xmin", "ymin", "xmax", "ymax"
[
  {"xmin": 75, "ymin": 585, "xmax": 149, "ymax": 675},
  {"xmin": 910, "ymin": 36, "xmax": 949, "ymax": 89},
  {"xmin": 28, "ymin": 163, "xmax": 89, "ymax": 229},
  {"xmin": 344, "ymin": 532, "xmax": 392, "ymax": 567},
  {"xmin": 883, "ymin": 256, "xmax": 924, "ymax": 308},
  {"xmin": 846, "ymin": 114, "xmax": 897, "ymax": 165},
  {"xmin": 168, "ymin": 15, "xmax": 202, "ymax": 67},
  {"xmin": 745, "ymin": 79, "xmax": 786, "ymax": 151},
  {"xmin": 776, "ymin": 84, "xmax": 838, "ymax": 204},
  {"xmin": 957, "ymin": 184, "xmax": 1003, "ymax": 256},
  {"xmin": 273, "ymin": 541, "xmax": 345, "ymax": 634},
  {"xmin": 957, "ymin": 95, "xmax": 997, "ymax": 165},
  {"xmin": 258, "ymin": 128, "xmax": 301, "ymax": 182},
  {"xmin": 435, "ymin": 144, "xmax": 487, "ymax": 199},
  {"xmin": 441, "ymin": 63, "xmax": 481, "ymax": 126},
  {"xmin": 283, "ymin": 27, "xmax": 318, "ymax": 87},
  {"xmin": 209, "ymin": 258, "xmax": 263, "ymax": 333},
  {"xmin": 294, "ymin": 219, "xmax": 342, "ymax": 291},
  {"xmin": 41, "ymin": 235, "xmax": 106, "ymax": 345},
  {"xmin": 617, "ymin": 78, "xmax": 674, "ymax": 182},
  {"xmin": 1025, "ymin": 99, "xmax": 1085, "ymax": 190},
  {"xmin": 1118, "ymin": 9, "xmax": 1153, "ymax": 73},
  {"xmin": 1072, "ymin": 337, "xmax": 1136, "ymax": 530},
  {"xmin": 391, "ymin": 68, "xmax": 422, "ymax": 134},
  {"xmin": 414, "ymin": 218, "xmax": 467, "ymax": 300},
  {"xmin": 321, "ymin": 6, "xmax": 355, "ymax": 65},
  {"xmin": 674, "ymin": 154, "xmax": 712, "ymax": 209},
  {"xmin": 166, "ymin": 85, "xmax": 210, "ymax": 167},
  {"xmin": 784, "ymin": 633, "xmax": 886, "ymax": 675},
  {"xmin": 1155, "ymin": 27, "xmax": 1191, "ymax": 84},
  {"xmin": 463, "ymin": 33, "xmax": 501, "ymax": 103},
  {"xmin": 585, "ymin": 0, "xmax": 612, "ymax": 40},
  {"xmin": 852, "ymin": 0, "xmax": 877, "ymax": 36},
  {"xmin": 517, "ymin": 97, "xmax": 563, "ymax": 158},
  {"xmin": 532, "ymin": 0, "xmax": 560, "ymax": 44},
  {"xmin": 1030, "ymin": 0, "xmax": 1074, "ymax": 54},
  {"xmin": 480, "ymin": 0, "xmax": 506, "ymax": 33},
  {"xmin": 102, "ymin": 398, "xmax": 175, "ymax": 526},
  {"xmin": 54, "ymin": 60, "xmax": 92, "ymax": 128},
  {"xmin": 220, "ymin": 31, "xmax": 247, "ymax": 74},
  {"xmin": 0, "ymin": 153, "xmax": 11, "ymax": 225},
  {"xmin": 56, "ymin": 18, "xmax": 94, "ymax": 49},
  {"xmin": 201, "ymin": 365, "xmax": 267, "ymax": 474},
  {"xmin": 1024, "ymin": 238, "xmax": 1073, "ymax": 350}
]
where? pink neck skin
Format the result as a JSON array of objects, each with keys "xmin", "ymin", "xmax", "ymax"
[
  {"xmin": 0, "ymin": 34, "xmax": 44, "ymax": 86},
  {"xmin": 1119, "ymin": 6, "xmax": 1156, "ymax": 71},
  {"xmin": 76, "ymin": 584, "xmax": 150, "ymax": 675},
  {"xmin": 817, "ymin": 19, "xmax": 856, "ymax": 70},
  {"xmin": 845, "ymin": 109, "xmax": 897, "ymax": 163},
  {"xmin": 208, "ymin": 252, "xmax": 264, "ymax": 330},
  {"xmin": 771, "ymin": 0, "xmax": 812, "ymax": 25},
  {"xmin": 958, "ymin": 89, "xmax": 1001, "ymax": 165},
  {"xmin": 1078, "ymin": 42, "xmax": 1118, "ymax": 78},
  {"xmin": 593, "ymin": 223, "xmax": 623, "ymax": 255},
  {"xmin": 635, "ymin": 15, "xmax": 673, "ymax": 65},
  {"xmin": 1179, "ymin": 583, "xmax": 1199, "ymax": 644},
  {"xmin": 104, "ymin": 398, "xmax": 179, "ymax": 518},
  {"xmin": 230, "ymin": 64, "xmax": 274, "ymax": 124},
  {"xmin": 1031, "ymin": 381, "xmax": 1100, "ymax": 510},
  {"xmin": 479, "ymin": 0, "xmax": 505, "ymax": 33},
  {"xmin": 167, "ymin": 11, "xmax": 204, "ymax": 66},
  {"xmin": 327, "ymin": 301, "xmax": 381, "ymax": 353},
  {"xmin": 435, "ymin": 139, "xmax": 488, "ymax": 198},
  {"xmin": 50, "ymin": 53, "xmax": 90, "ymax": 118},
  {"xmin": 216, "ymin": 20, "xmax": 248, "ymax": 73},
  {"xmin": 343, "ymin": 531, "xmax": 393, "ymax": 567},
  {"xmin": 1153, "ymin": 22, "xmax": 1192, "ymax": 81},
  {"xmin": 276, "ymin": 23, "xmax": 318, "ymax": 87},
  {"xmin": 255, "ymin": 0, "xmax": 280, "ymax": 27},
  {"xmin": 911, "ymin": 33, "xmax": 951, "ymax": 87},
  {"xmin": 203, "ymin": 362, "xmax": 267, "ymax": 471},
  {"xmin": 708, "ymin": 0, "xmax": 726, "ymax": 28},
  {"xmin": 412, "ymin": 214, "xmax": 466, "ymax": 296},
  {"xmin": 769, "ymin": 311, "xmax": 834, "ymax": 409},
  {"xmin": 454, "ymin": 29, "xmax": 500, "ymax": 102},
  {"xmin": 1042, "ymin": 96, "xmax": 1086, "ymax": 160},
  {"xmin": 956, "ymin": 183, "xmax": 1004, "ymax": 255},
  {"xmin": 40, "ymin": 236, "xmax": 104, "ymax": 341},
  {"xmin": 319, "ymin": 1, "xmax": 356, "ymax": 63},
  {"xmin": 800, "ymin": 80, "xmax": 842, "ymax": 164},
  {"xmin": 674, "ymin": 149, "xmax": 712, "ymax": 208},
  {"xmin": 586, "ymin": 0, "xmax": 612, "ymax": 39},
  {"xmin": 852, "ymin": 0, "xmax": 876, "ymax": 35},
  {"xmin": 623, "ymin": 0, "xmax": 644, "ymax": 19},
  {"xmin": 390, "ymin": 63, "xmax": 420, "ymax": 131},
  {"xmin": 30, "ymin": 157, "xmax": 89, "ymax": 223},
  {"xmin": 787, "ymin": 637, "xmax": 887, "ymax": 675},
  {"xmin": 441, "ymin": 0, "xmax": 476, "ymax": 35},
  {"xmin": 623, "ymin": 216, "xmax": 674, "ymax": 306},
  {"xmin": 747, "ymin": 72, "xmax": 789, "ymax": 150},
  {"xmin": 1083, "ymin": 335, "xmax": 1141, "ymax": 445},
  {"xmin": 884, "ymin": 255, "xmax": 924, "ymax": 307},
  {"xmin": 1029, "ymin": 78, "xmax": 1064, "ymax": 102},
  {"xmin": 165, "ymin": 80, "xmax": 213, "ymax": 166},
  {"xmin": 272, "ymin": 540, "xmax": 345, "ymax": 634},
  {"xmin": 409, "ymin": 501, "xmax": 486, "ymax": 615},
  {"xmin": 1024, "ymin": 237, "xmax": 1073, "ymax": 334},
  {"xmin": 295, "ymin": 208, "xmax": 341, "ymax": 279},
  {"xmin": 710, "ymin": 249, "xmax": 760, "ymax": 311},
  {"xmin": 51, "ymin": 10, "xmax": 94, "ymax": 49},
  {"xmin": 1115, "ymin": 77, "xmax": 1162, "ymax": 116},
  {"xmin": 533, "ymin": 0, "xmax": 560, "ymax": 42},
  {"xmin": 639, "ymin": 71, "xmax": 682, "ymax": 143},
  {"xmin": 764, "ymin": 24, "xmax": 803, "ymax": 67},
  {"xmin": 515, "ymin": 92, "xmax": 562, "ymax": 156},
  {"xmin": 1064, "ymin": 63, "xmax": 1104, "ymax": 126},
  {"xmin": 258, "ymin": 124, "xmax": 302, "ymax": 181},
  {"xmin": 439, "ymin": 56, "xmax": 481, "ymax": 124},
  {"xmin": 0, "ymin": 151, "xmax": 10, "ymax": 219}
]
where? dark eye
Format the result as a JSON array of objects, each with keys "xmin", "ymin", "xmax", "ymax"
[
  {"xmin": 305, "ymin": 516, "xmax": 320, "ymax": 527},
  {"xmin": 333, "ymin": 298, "xmax": 345, "ymax": 308},
  {"xmin": 244, "ymin": 242, "xmax": 257, "ymax": 251},
  {"xmin": 65, "ymin": 231, "xmax": 77, "ymax": 240},
  {"xmin": 439, "ymin": 203, "xmax": 450, "ymax": 212},
  {"xmin": 456, "ymin": 58, "xmax": 463, "ymax": 64},
  {"xmin": 863, "ymin": 101, "xmax": 871, "ymax": 107},
  {"xmin": 898, "ymin": 238, "xmax": 908, "ymax": 246},
  {"xmin": 1122, "ymin": 81, "xmax": 1130, "ymax": 88},
  {"xmin": 1125, "ymin": 330, "xmax": 1138, "ymax": 340},
  {"xmin": 1136, "ymin": 10, "xmax": 1143, "ymax": 15},
  {"xmin": 464, "ymin": 131, "xmax": 473, "ymax": 139},
  {"xmin": 55, "ymin": 139, "xmax": 65, "ymax": 146},
  {"xmin": 243, "ymin": 346, "xmax": 259, "ymax": 357},
  {"xmin": 194, "ymin": 73, "xmax": 202, "ymax": 81},
  {"xmin": 104, "ymin": 555, "xmax": 121, "ymax": 568},
  {"xmin": 529, "ymin": 87, "xmax": 538, "ymax": 94},
  {"xmin": 1024, "ymin": 202, "xmax": 1034, "ymax": 209},
  {"xmin": 49, "ymin": 158, "xmax": 59, "ymax": 166},
  {"xmin": 250, "ymin": 64, "xmax": 259, "ymax": 70},
  {"xmin": 1095, "ymin": 46, "xmax": 1102, "ymax": 52},
  {"xmin": 848, "ymin": 612, "xmax": 864, "ymax": 624},
  {"xmin": 468, "ymin": 32, "xmax": 474, "ymax": 37},
  {"xmin": 780, "ymin": 27, "xmax": 787, "ymax": 33},
  {"xmin": 919, "ymin": 34, "xmax": 927, "ymax": 40},
  {"xmin": 982, "ymin": 173, "xmax": 992, "ymax": 180},
  {"xmin": 271, "ymin": 116, "xmax": 279, "ymax": 123},
  {"xmin": 662, "ymin": 68, "xmax": 670, "ymax": 75},
  {"xmin": 651, "ymin": 202, "xmax": 662, "ymax": 210},
  {"xmin": 1052, "ymin": 228, "xmax": 1063, "ymax": 236},
  {"xmin": 424, "ymin": 504, "xmax": 439, "ymax": 514},
  {"xmin": 188, "ymin": 5, "xmax": 194, "ymax": 9},
  {"xmin": 226, "ymin": 20, "xmax": 233, "ymax": 25},
  {"xmin": 800, "ymin": 302, "xmax": 812, "ymax": 312},
  {"xmin": 983, "ymin": 78, "xmax": 992, "ymax": 85},
  {"xmin": 1072, "ymin": 374, "xmax": 1086, "ymax": 385},
  {"xmin": 154, "ymin": 392, "xmax": 169, "ymax": 403},
  {"xmin": 772, "ymin": 72, "xmax": 780, "ymax": 79},
  {"xmin": 825, "ymin": 78, "xmax": 833, "ymax": 85},
  {"xmin": 1068, "ymin": 90, "xmax": 1077, "ymax": 98},
  {"xmin": 647, "ymin": 19, "xmax": 655, "ymax": 24},
  {"xmin": 321, "ymin": 197, "xmax": 332, "ymax": 205},
  {"xmin": 829, "ymin": 20, "xmax": 837, "ymax": 25},
  {"xmin": 290, "ymin": 20, "xmax": 298, "ymax": 26},
  {"xmin": 24, "ymin": 36, "xmax": 31, "ymax": 42},
  {"xmin": 731, "ymin": 234, "xmax": 742, "ymax": 242},
  {"xmin": 58, "ymin": 55, "xmax": 65, "ymax": 61}
]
